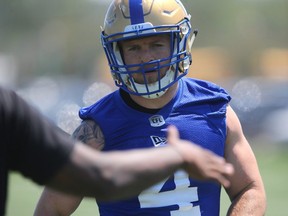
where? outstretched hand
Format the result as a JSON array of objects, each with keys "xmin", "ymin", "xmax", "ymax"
[{"xmin": 167, "ymin": 125, "xmax": 234, "ymax": 187}]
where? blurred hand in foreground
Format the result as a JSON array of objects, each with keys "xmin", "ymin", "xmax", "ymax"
[{"xmin": 167, "ymin": 125, "xmax": 234, "ymax": 187}]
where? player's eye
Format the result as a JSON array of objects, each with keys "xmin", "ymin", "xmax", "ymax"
[{"xmin": 126, "ymin": 45, "xmax": 139, "ymax": 52}]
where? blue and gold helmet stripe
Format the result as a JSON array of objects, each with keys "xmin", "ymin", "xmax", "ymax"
[{"xmin": 129, "ymin": 0, "xmax": 145, "ymax": 24}]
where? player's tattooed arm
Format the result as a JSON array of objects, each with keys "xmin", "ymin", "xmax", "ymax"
[{"xmin": 72, "ymin": 119, "xmax": 105, "ymax": 150}]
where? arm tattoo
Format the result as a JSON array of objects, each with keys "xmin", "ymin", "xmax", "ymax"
[{"xmin": 72, "ymin": 119, "xmax": 105, "ymax": 150}]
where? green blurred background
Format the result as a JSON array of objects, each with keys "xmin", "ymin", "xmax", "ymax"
[{"xmin": 1, "ymin": 0, "xmax": 288, "ymax": 215}]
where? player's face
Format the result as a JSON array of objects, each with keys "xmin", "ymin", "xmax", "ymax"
[{"xmin": 119, "ymin": 35, "xmax": 171, "ymax": 84}]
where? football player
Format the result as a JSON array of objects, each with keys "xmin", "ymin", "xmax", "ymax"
[{"xmin": 34, "ymin": 0, "xmax": 266, "ymax": 215}]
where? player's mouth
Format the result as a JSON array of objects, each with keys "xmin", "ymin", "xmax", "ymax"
[{"xmin": 145, "ymin": 69, "xmax": 157, "ymax": 74}]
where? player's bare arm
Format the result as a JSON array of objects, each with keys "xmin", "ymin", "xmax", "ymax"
[
  {"xmin": 72, "ymin": 119, "xmax": 105, "ymax": 150},
  {"xmin": 34, "ymin": 120, "xmax": 105, "ymax": 216},
  {"xmin": 224, "ymin": 105, "xmax": 266, "ymax": 215}
]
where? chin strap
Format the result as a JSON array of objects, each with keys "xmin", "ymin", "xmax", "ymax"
[
  {"xmin": 129, "ymin": 69, "xmax": 174, "ymax": 99},
  {"xmin": 188, "ymin": 30, "xmax": 198, "ymax": 51}
]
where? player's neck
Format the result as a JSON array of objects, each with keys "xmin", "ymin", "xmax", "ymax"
[{"xmin": 130, "ymin": 82, "xmax": 178, "ymax": 109}]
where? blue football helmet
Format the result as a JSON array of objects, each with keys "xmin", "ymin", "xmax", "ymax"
[{"xmin": 101, "ymin": 0, "xmax": 197, "ymax": 98}]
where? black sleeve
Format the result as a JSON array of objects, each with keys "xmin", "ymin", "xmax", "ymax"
[{"xmin": 0, "ymin": 87, "xmax": 75, "ymax": 185}]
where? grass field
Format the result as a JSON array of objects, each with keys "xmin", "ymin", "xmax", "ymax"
[{"xmin": 6, "ymin": 148, "xmax": 288, "ymax": 216}]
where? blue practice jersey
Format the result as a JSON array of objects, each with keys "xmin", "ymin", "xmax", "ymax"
[{"xmin": 79, "ymin": 78, "xmax": 231, "ymax": 216}]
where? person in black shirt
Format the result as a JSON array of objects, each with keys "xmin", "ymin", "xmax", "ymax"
[{"xmin": 0, "ymin": 86, "xmax": 234, "ymax": 215}]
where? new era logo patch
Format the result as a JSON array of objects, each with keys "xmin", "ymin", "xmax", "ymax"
[{"xmin": 150, "ymin": 135, "xmax": 167, "ymax": 147}]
